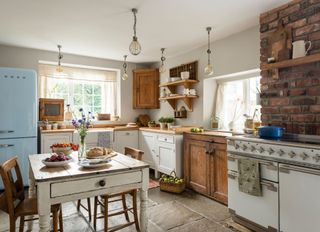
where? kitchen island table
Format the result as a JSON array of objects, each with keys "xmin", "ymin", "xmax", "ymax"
[{"xmin": 28, "ymin": 152, "xmax": 149, "ymax": 232}]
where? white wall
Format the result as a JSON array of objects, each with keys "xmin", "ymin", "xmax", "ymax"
[
  {"xmin": 148, "ymin": 26, "xmax": 260, "ymax": 127},
  {"xmin": 0, "ymin": 45, "xmax": 148, "ymax": 123}
]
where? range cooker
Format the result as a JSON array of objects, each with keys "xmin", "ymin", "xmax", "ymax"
[{"xmin": 227, "ymin": 134, "xmax": 320, "ymax": 232}]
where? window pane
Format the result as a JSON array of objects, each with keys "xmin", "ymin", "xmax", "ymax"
[
  {"xmin": 73, "ymin": 94, "xmax": 83, "ymax": 106},
  {"xmin": 93, "ymin": 85, "xmax": 101, "ymax": 95},
  {"xmin": 74, "ymin": 83, "xmax": 83, "ymax": 94},
  {"xmin": 93, "ymin": 96, "xmax": 101, "ymax": 107},
  {"xmin": 94, "ymin": 107, "xmax": 101, "ymax": 114},
  {"xmin": 84, "ymin": 84, "xmax": 92, "ymax": 94},
  {"xmin": 84, "ymin": 95, "xmax": 93, "ymax": 106}
]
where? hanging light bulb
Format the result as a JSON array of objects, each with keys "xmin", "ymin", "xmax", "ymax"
[
  {"xmin": 122, "ymin": 55, "xmax": 129, "ymax": 80},
  {"xmin": 159, "ymin": 48, "xmax": 166, "ymax": 73},
  {"xmin": 56, "ymin": 45, "xmax": 63, "ymax": 73},
  {"xmin": 204, "ymin": 27, "xmax": 213, "ymax": 75},
  {"xmin": 129, "ymin": 8, "xmax": 141, "ymax": 55}
]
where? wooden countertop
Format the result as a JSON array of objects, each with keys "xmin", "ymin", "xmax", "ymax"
[
  {"xmin": 139, "ymin": 127, "xmax": 193, "ymax": 135},
  {"xmin": 185, "ymin": 131, "xmax": 232, "ymax": 137},
  {"xmin": 40, "ymin": 126, "xmax": 139, "ymax": 134}
]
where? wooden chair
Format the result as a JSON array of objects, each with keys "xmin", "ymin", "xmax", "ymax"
[
  {"xmin": 93, "ymin": 147, "xmax": 144, "ymax": 232},
  {"xmin": 0, "ymin": 157, "xmax": 63, "ymax": 232}
]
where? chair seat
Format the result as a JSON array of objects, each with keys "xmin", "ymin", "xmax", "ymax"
[{"xmin": 15, "ymin": 198, "xmax": 61, "ymax": 217}]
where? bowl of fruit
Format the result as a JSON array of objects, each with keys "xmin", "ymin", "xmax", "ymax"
[
  {"xmin": 50, "ymin": 143, "xmax": 78, "ymax": 155},
  {"xmin": 159, "ymin": 171, "xmax": 185, "ymax": 194},
  {"xmin": 42, "ymin": 153, "xmax": 72, "ymax": 167}
]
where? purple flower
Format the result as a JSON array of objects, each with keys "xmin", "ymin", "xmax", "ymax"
[
  {"xmin": 79, "ymin": 108, "xmax": 83, "ymax": 112},
  {"xmin": 78, "ymin": 119, "xmax": 83, "ymax": 124},
  {"xmin": 92, "ymin": 116, "xmax": 95, "ymax": 119}
]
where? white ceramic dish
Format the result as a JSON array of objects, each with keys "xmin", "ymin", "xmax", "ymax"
[
  {"xmin": 170, "ymin": 77, "xmax": 181, "ymax": 82},
  {"xmin": 78, "ymin": 159, "xmax": 111, "ymax": 168},
  {"xmin": 42, "ymin": 159, "xmax": 72, "ymax": 167}
]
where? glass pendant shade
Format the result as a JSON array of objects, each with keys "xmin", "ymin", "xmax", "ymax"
[
  {"xmin": 129, "ymin": 36, "xmax": 141, "ymax": 55},
  {"xmin": 56, "ymin": 65, "xmax": 63, "ymax": 73},
  {"xmin": 122, "ymin": 72, "xmax": 129, "ymax": 80},
  {"xmin": 204, "ymin": 64, "xmax": 213, "ymax": 75},
  {"xmin": 159, "ymin": 64, "xmax": 166, "ymax": 73}
]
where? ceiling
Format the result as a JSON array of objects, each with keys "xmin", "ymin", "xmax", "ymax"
[{"xmin": 0, "ymin": 0, "xmax": 289, "ymax": 63}]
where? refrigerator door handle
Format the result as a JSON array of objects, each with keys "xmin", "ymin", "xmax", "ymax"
[
  {"xmin": 0, "ymin": 130, "xmax": 14, "ymax": 134},
  {"xmin": 0, "ymin": 144, "xmax": 14, "ymax": 148}
]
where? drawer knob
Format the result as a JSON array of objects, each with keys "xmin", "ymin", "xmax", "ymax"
[{"xmin": 99, "ymin": 180, "xmax": 106, "ymax": 187}]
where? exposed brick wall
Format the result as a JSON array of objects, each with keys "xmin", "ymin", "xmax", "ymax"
[{"xmin": 260, "ymin": 0, "xmax": 320, "ymax": 135}]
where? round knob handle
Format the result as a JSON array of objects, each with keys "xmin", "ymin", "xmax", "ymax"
[
  {"xmin": 99, "ymin": 180, "xmax": 106, "ymax": 187},
  {"xmin": 164, "ymin": 138, "xmax": 167, "ymax": 141},
  {"xmin": 278, "ymin": 149, "xmax": 285, "ymax": 156},
  {"xmin": 300, "ymin": 152, "xmax": 309, "ymax": 160},
  {"xmin": 269, "ymin": 148, "xmax": 275, "ymax": 154},
  {"xmin": 313, "ymin": 155, "xmax": 320, "ymax": 162},
  {"xmin": 289, "ymin": 151, "xmax": 296, "ymax": 158}
]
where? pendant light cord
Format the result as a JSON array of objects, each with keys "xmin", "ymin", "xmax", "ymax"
[
  {"xmin": 206, "ymin": 27, "xmax": 211, "ymax": 65},
  {"xmin": 132, "ymin": 9, "xmax": 137, "ymax": 37}
]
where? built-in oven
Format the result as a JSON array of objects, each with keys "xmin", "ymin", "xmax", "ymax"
[
  {"xmin": 227, "ymin": 154, "xmax": 279, "ymax": 231},
  {"xmin": 279, "ymin": 164, "xmax": 320, "ymax": 232}
]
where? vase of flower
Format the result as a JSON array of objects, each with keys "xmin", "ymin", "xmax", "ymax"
[
  {"xmin": 78, "ymin": 136, "xmax": 86, "ymax": 160},
  {"xmin": 72, "ymin": 108, "xmax": 94, "ymax": 161}
]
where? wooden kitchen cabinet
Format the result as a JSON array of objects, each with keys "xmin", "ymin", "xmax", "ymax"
[
  {"xmin": 133, "ymin": 69, "xmax": 159, "ymax": 109},
  {"xmin": 184, "ymin": 133, "xmax": 228, "ymax": 204}
]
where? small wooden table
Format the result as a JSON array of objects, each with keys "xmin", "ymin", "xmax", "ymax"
[{"xmin": 28, "ymin": 153, "xmax": 149, "ymax": 232}]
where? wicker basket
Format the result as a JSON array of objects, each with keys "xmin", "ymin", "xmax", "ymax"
[{"xmin": 159, "ymin": 171, "xmax": 185, "ymax": 194}]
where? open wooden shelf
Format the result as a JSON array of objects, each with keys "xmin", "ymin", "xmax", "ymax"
[
  {"xmin": 159, "ymin": 95, "xmax": 198, "ymax": 111},
  {"xmin": 159, "ymin": 79, "xmax": 199, "ymax": 87},
  {"xmin": 261, "ymin": 53, "xmax": 320, "ymax": 71}
]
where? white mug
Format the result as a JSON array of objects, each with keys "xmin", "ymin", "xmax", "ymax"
[{"xmin": 292, "ymin": 40, "xmax": 312, "ymax": 59}]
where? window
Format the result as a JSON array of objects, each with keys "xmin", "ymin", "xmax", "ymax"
[
  {"xmin": 215, "ymin": 76, "xmax": 261, "ymax": 131},
  {"xmin": 39, "ymin": 64, "xmax": 119, "ymax": 117}
]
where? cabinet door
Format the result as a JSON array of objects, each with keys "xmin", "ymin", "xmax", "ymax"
[
  {"xmin": 156, "ymin": 141, "xmax": 176, "ymax": 176},
  {"xmin": 41, "ymin": 133, "xmax": 73, "ymax": 153},
  {"xmin": 113, "ymin": 130, "xmax": 138, "ymax": 153},
  {"xmin": 184, "ymin": 138, "xmax": 210, "ymax": 195},
  {"xmin": 139, "ymin": 132, "xmax": 157, "ymax": 169},
  {"xmin": 133, "ymin": 69, "xmax": 159, "ymax": 109},
  {"xmin": 210, "ymin": 143, "xmax": 228, "ymax": 204}
]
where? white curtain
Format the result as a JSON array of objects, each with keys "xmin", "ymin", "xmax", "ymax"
[{"xmin": 214, "ymin": 83, "xmax": 227, "ymax": 129}]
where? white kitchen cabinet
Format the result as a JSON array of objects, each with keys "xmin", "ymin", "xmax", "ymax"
[
  {"xmin": 139, "ymin": 131, "xmax": 183, "ymax": 178},
  {"xmin": 279, "ymin": 164, "xmax": 320, "ymax": 232},
  {"xmin": 41, "ymin": 132, "xmax": 73, "ymax": 153},
  {"xmin": 113, "ymin": 130, "xmax": 139, "ymax": 153}
]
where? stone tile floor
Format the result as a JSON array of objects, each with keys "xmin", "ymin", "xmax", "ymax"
[{"xmin": 0, "ymin": 188, "xmax": 248, "ymax": 232}]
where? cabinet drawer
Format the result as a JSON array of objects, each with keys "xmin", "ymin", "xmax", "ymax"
[
  {"xmin": 157, "ymin": 134, "xmax": 174, "ymax": 143},
  {"xmin": 51, "ymin": 171, "xmax": 141, "ymax": 197}
]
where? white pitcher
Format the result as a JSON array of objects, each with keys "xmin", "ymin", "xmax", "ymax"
[{"xmin": 292, "ymin": 40, "xmax": 312, "ymax": 59}]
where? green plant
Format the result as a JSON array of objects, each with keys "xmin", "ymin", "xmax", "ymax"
[
  {"xmin": 166, "ymin": 117, "xmax": 175, "ymax": 123},
  {"xmin": 148, "ymin": 120, "xmax": 156, "ymax": 124},
  {"xmin": 158, "ymin": 117, "xmax": 166, "ymax": 123}
]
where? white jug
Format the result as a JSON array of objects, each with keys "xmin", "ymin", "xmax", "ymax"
[{"xmin": 292, "ymin": 40, "xmax": 312, "ymax": 59}]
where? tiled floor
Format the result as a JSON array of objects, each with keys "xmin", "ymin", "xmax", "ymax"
[{"xmin": 0, "ymin": 188, "xmax": 246, "ymax": 232}]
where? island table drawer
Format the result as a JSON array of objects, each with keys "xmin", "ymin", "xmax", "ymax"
[{"xmin": 50, "ymin": 171, "xmax": 142, "ymax": 197}]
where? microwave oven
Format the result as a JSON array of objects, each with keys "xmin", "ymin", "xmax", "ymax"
[{"xmin": 39, "ymin": 98, "xmax": 64, "ymax": 121}]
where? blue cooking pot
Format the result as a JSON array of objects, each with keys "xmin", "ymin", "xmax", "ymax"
[{"xmin": 258, "ymin": 126, "xmax": 284, "ymax": 139}]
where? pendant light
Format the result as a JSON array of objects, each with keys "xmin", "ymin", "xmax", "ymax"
[
  {"xmin": 204, "ymin": 27, "xmax": 213, "ymax": 75},
  {"xmin": 159, "ymin": 48, "xmax": 166, "ymax": 73},
  {"xmin": 129, "ymin": 8, "xmax": 141, "ymax": 55},
  {"xmin": 122, "ymin": 55, "xmax": 128, "ymax": 80},
  {"xmin": 56, "ymin": 45, "xmax": 63, "ymax": 72}
]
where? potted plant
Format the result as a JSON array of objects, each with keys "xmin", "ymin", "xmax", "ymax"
[
  {"xmin": 158, "ymin": 117, "xmax": 167, "ymax": 130},
  {"xmin": 51, "ymin": 122, "xmax": 58, "ymax": 130},
  {"xmin": 166, "ymin": 117, "xmax": 175, "ymax": 129},
  {"xmin": 148, "ymin": 120, "xmax": 156, "ymax": 128}
]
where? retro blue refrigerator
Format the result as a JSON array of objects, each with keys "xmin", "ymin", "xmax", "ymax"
[{"xmin": 0, "ymin": 67, "xmax": 37, "ymax": 189}]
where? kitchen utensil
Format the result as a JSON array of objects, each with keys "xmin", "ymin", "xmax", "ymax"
[
  {"xmin": 292, "ymin": 40, "xmax": 312, "ymax": 58},
  {"xmin": 258, "ymin": 126, "xmax": 284, "ymax": 139}
]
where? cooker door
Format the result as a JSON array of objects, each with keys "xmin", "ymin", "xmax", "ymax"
[
  {"xmin": 279, "ymin": 164, "xmax": 320, "ymax": 232},
  {"xmin": 228, "ymin": 171, "xmax": 279, "ymax": 230}
]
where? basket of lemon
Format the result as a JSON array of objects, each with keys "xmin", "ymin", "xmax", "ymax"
[{"xmin": 159, "ymin": 171, "xmax": 185, "ymax": 194}]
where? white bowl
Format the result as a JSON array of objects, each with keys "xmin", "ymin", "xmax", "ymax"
[
  {"xmin": 52, "ymin": 147, "xmax": 73, "ymax": 155},
  {"xmin": 42, "ymin": 159, "xmax": 72, "ymax": 167}
]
